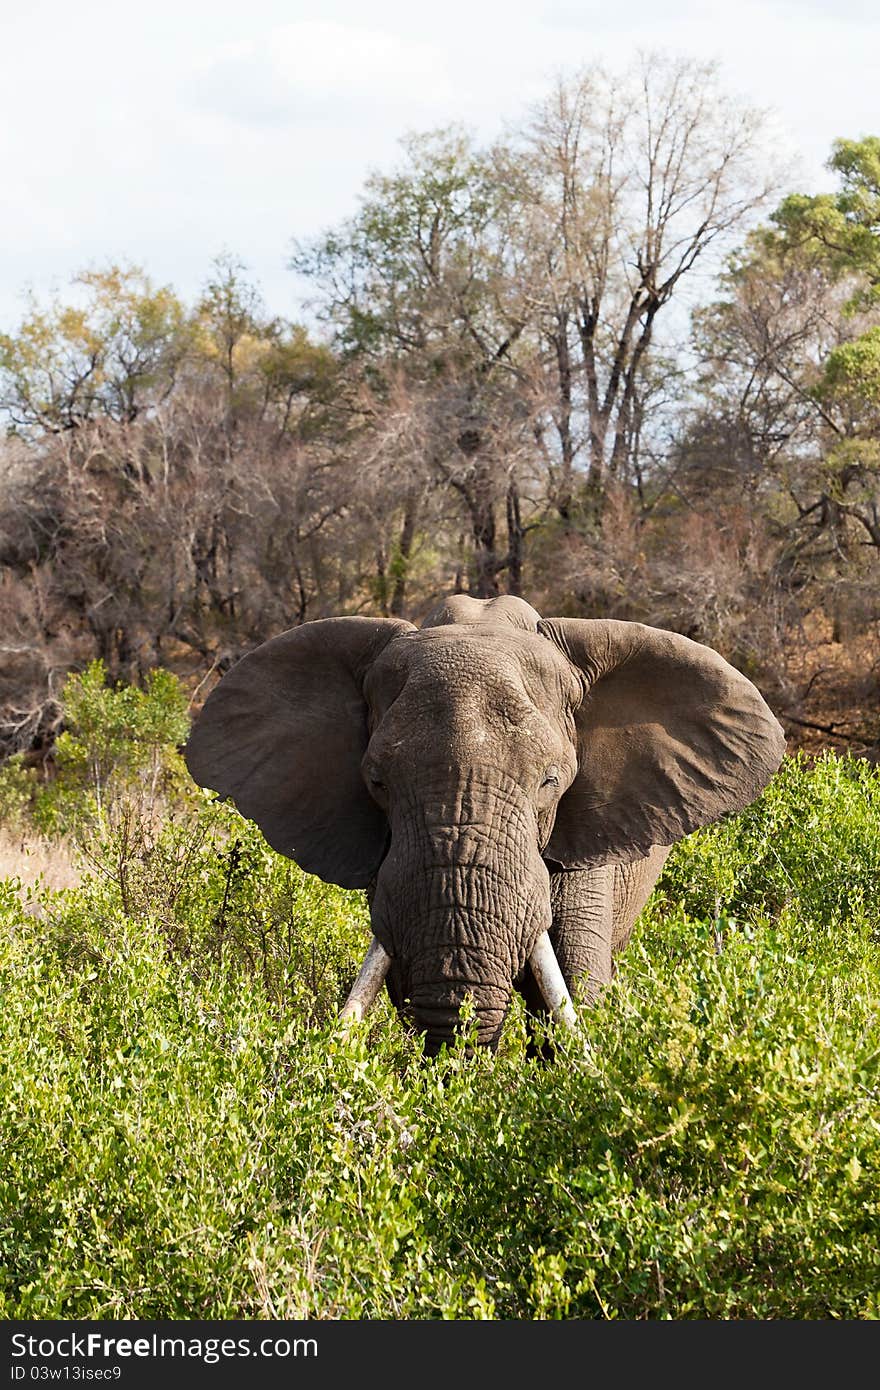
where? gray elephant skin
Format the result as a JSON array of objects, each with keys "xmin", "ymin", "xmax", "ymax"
[{"xmin": 184, "ymin": 595, "xmax": 785, "ymax": 1052}]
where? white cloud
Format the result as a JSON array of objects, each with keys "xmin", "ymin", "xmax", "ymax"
[
  {"xmin": 0, "ymin": 1, "xmax": 877, "ymax": 329},
  {"xmin": 191, "ymin": 21, "xmax": 455, "ymax": 124}
]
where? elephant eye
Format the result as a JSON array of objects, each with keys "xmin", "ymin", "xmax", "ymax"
[{"xmin": 541, "ymin": 766, "xmax": 560, "ymax": 788}]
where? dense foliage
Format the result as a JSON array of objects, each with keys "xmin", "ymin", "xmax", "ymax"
[
  {"xmin": 1, "ymin": 60, "xmax": 878, "ymax": 760},
  {"xmin": 0, "ymin": 674, "xmax": 877, "ymax": 1318}
]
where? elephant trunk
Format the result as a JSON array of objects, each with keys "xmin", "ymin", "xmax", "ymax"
[
  {"xmin": 359, "ymin": 771, "xmax": 574, "ymax": 1051},
  {"xmin": 373, "ymin": 866, "xmax": 547, "ymax": 1050},
  {"xmin": 338, "ymin": 932, "xmax": 579, "ymax": 1048},
  {"xmin": 405, "ymin": 950, "xmax": 512, "ymax": 1051}
]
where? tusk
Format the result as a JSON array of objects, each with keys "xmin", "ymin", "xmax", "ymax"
[
  {"xmin": 528, "ymin": 932, "xmax": 579, "ymax": 1031},
  {"xmin": 338, "ymin": 937, "xmax": 392, "ymax": 1027}
]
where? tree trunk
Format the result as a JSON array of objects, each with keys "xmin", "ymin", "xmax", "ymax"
[
  {"xmin": 374, "ymin": 544, "xmax": 390, "ymax": 616},
  {"xmin": 450, "ymin": 446, "xmax": 501, "ymax": 598},
  {"xmin": 609, "ymin": 308, "xmax": 657, "ymax": 478},
  {"xmin": 552, "ymin": 319, "xmax": 575, "ymax": 519},
  {"xmin": 390, "ymin": 489, "xmax": 418, "ymax": 616},
  {"xmin": 505, "ymin": 478, "xmax": 525, "ymax": 596},
  {"xmin": 470, "ymin": 484, "xmax": 500, "ymax": 597}
]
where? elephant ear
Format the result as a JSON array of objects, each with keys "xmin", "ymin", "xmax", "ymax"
[
  {"xmin": 184, "ymin": 617, "xmax": 414, "ymax": 888},
  {"xmin": 538, "ymin": 619, "xmax": 786, "ymax": 868}
]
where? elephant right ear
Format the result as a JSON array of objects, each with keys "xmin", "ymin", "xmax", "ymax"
[{"xmin": 184, "ymin": 617, "xmax": 415, "ymax": 888}]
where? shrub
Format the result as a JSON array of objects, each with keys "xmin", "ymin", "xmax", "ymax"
[
  {"xmin": 658, "ymin": 750, "xmax": 880, "ymax": 926},
  {"xmin": 0, "ymin": 751, "xmax": 878, "ymax": 1318},
  {"xmin": 0, "ymin": 660, "xmax": 193, "ymax": 838}
]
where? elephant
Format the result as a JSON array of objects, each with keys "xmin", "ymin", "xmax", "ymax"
[{"xmin": 184, "ymin": 594, "xmax": 785, "ymax": 1054}]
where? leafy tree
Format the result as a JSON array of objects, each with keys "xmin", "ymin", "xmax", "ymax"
[
  {"xmin": 773, "ymin": 137, "xmax": 880, "ymax": 306},
  {"xmin": 682, "ymin": 141, "xmax": 880, "ymax": 661},
  {"xmin": 0, "ymin": 266, "xmax": 187, "ymax": 433},
  {"xmin": 295, "ymin": 128, "xmax": 531, "ymax": 597},
  {"xmin": 295, "ymin": 129, "xmax": 517, "ymax": 369},
  {"xmin": 770, "ymin": 138, "xmax": 880, "ymax": 557},
  {"xmin": 193, "ymin": 253, "xmax": 337, "ymax": 434}
]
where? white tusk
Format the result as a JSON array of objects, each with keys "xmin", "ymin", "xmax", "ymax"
[
  {"xmin": 528, "ymin": 932, "xmax": 579, "ymax": 1030},
  {"xmin": 338, "ymin": 937, "xmax": 392, "ymax": 1027}
]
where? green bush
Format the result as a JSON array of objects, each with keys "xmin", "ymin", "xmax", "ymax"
[
  {"xmin": 0, "ymin": 660, "xmax": 193, "ymax": 838},
  {"xmin": 0, "ymin": 746, "xmax": 878, "ymax": 1319},
  {"xmin": 0, "ymin": 753, "xmax": 37, "ymax": 830},
  {"xmin": 659, "ymin": 750, "xmax": 880, "ymax": 925}
]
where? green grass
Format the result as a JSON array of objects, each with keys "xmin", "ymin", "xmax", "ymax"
[{"xmin": 1, "ymin": 753, "xmax": 878, "ymax": 1318}]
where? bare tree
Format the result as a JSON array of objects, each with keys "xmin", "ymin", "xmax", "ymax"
[{"xmin": 514, "ymin": 55, "xmax": 777, "ymax": 507}]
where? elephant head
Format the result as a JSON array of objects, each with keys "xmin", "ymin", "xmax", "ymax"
[{"xmin": 184, "ymin": 595, "xmax": 785, "ymax": 1052}]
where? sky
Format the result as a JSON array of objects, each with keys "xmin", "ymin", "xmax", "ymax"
[{"xmin": 1, "ymin": 0, "xmax": 877, "ymax": 330}]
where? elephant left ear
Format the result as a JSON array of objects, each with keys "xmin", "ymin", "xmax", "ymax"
[{"xmin": 538, "ymin": 618, "xmax": 786, "ymax": 868}]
